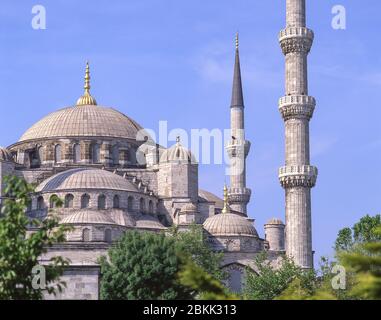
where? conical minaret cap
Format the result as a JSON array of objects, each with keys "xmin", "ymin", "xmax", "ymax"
[{"xmin": 231, "ymin": 33, "xmax": 244, "ymax": 108}]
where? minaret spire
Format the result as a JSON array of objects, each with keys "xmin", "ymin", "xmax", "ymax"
[
  {"xmin": 76, "ymin": 61, "xmax": 97, "ymax": 106},
  {"xmin": 231, "ymin": 33, "xmax": 244, "ymax": 108},
  {"xmin": 279, "ymin": 0, "xmax": 317, "ymax": 269},
  {"xmin": 226, "ymin": 34, "xmax": 251, "ymax": 215}
]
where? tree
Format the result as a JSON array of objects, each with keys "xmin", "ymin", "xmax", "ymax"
[
  {"xmin": 279, "ymin": 214, "xmax": 381, "ymax": 300},
  {"xmin": 99, "ymin": 230, "xmax": 192, "ymax": 300},
  {"xmin": 276, "ymin": 257, "xmax": 340, "ymax": 300},
  {"xmin": 335, "ymin": 214, "xmax": 381, "ymax": 252},
  {"xmin": 177, "ymin": 257, "xmax": 236, "ymax": 300},
  {"xmin": 340, "ymin": 227, "xmax": 381, "ymax": 299},
  {"xmin": 243, "ymin": 252, "xmax": 312, "ymax": 300},
  {"xmin": 170, "ymin": 224, "xmax": 226, "ymax": 281},
  {"xmin": 0, "ymin": 176, "xmax": 70, "ymax": 300}
]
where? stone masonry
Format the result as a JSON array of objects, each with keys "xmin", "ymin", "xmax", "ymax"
[{"xmin": 278, "ymin": 0, "xmax": 317, "ymax": 269}]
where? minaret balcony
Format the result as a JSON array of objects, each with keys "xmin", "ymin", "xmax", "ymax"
[
  {"xmin": 278, "ymin": 165, "xmax": 318, "ymax": 188},
  {"xmin": 226, "ymin": 140, "xmax": 251, "ymax": 158},
  {"xmin": 279, "ymin": 95, "xmax": 315, "ymax": 120},
  {"xmin": 228, "ymin": 187, "xmax": 251, "ymax": 204},
  {"xmin": 279, "ymin": 27, "xmax": 314, "ymax": 54}
]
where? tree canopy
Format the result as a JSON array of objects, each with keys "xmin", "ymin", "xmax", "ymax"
[{"xmin": 0, "ymin": 175, "xmax": 70, "ymax": 300}]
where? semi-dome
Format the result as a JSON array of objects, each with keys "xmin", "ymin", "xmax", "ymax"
[
  {"xmin": 198, "ymin": 189, "xmax": 223, "ymax": 209},
  {"xmin": 109, "ymin": 209, "xmax": 135, "ymax": 227},
  {"xmin": 0, "ymin": 147, "xmax": 12, "ymax": 162},
  {"xmin": 36, "ymin": 168, "xmax": 139, "ymax": 193},
  {"xmin": 135, "ymin": 215, "xmax": 166, "ymax": 230},
  {"xmin": 160, "ymin": 138, "xmax": 196, "ymax": 164},
  {"xmin": 181, "ymin": 203, "xmax": 197, "ymax": 213},
  {"xmin": 60, "ymin": 210, "xmax": 117, "ymax": 225},
  {"xmin": 19, "ymin": 104, "xmax": 143, "ymax": 142},
  {"xmin": 203, "ymin": 213, "xmax": 258, "ymax": 237}
]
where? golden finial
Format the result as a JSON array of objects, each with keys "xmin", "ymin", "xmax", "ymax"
[
  {"xmin": 84, "ymin": 61, "xmax": 90, "ymax": 93},
  {"xmin": 222, "ymin": 183, "xmax": 230, "ymax": 214},
  {"xmin": 235, "ymin": 32, "xmax": 239, "ymax": 50},
  {"xmin": 76, "ymin": 61, "xmax": 97, "ymax": 106}
]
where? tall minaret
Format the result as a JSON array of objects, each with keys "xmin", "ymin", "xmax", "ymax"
[
  {"xmin": 278, "ymin": 0, "xmax": 318, "ymax": 269},
  {"xmin": 226, "ymin": 33, "xmax": 251, "ymax": 215}
]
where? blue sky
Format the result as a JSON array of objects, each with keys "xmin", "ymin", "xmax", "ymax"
[{"xmin": 0, "ymin": 0, "xmax": 380, "ymax": 263}]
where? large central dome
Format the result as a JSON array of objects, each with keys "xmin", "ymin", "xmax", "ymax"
[{"xmin": 19, "ymin": 104, "xmax": 143, "ymax": 142}]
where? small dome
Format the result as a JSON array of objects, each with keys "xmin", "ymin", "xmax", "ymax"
[
  {"xmin": 160, "ymin": 139, "xmax": 196, "ymax": 164},
  {"xmin": 203, "ymin": 213, "xmax": 258, "ymax": 237},
  {"xmin": 266, "ymin": 218, "xmax": 284, "ymax": 225},
  {"xmin": 181, "ymin": 203, "xmax": 197, "ymax": 213},
  {"xmin": 60, "ymin": 210, "xmax": 116, "ymax": 225},
  {"xmin": 135, "ymin": 215, "xmax": 166, "ymax": 230},
  {"xmin": 36, "ymin": 168, "xmax": 139, "ymax": 192},
  {"xmin": 0, "ymin": 147, "xmax": 12, "ymax": 162}
]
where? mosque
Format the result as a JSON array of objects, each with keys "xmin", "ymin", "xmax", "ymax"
[{"xmin": 0, "ymin": 0, "xmax": 316, "ymax": 299}]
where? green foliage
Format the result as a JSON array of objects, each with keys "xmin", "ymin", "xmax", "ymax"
[
  {"xmin": 170, "ymin": 224, "xmax": 226, "ymax": 281},
  {"xmin": 276, "ymin": 277, "xmax": 336, "ymax": 300},
  {"xmin": 0, "ymin": 175, "xmax": 70, "ymax": 300},
  {"xmin": 99, "ymin": 230, "xmax": 193, "ymax": 300},
  {"xmin": 340, "ymin": 227, "xmax": 381, "ymax": 299},
  {"xmin": 335, "ymin": 228, "xmax": 353, "ymax": 252},
  {"xmin": 276, "ymin": 257, "xmax": 344, "ymax": 300},
  {"xmin": 177, "ymin": 257, "xmax": 237, "ymax": 300},
  {"xmin": 100, "ymin": 225, "xmax": 229, "ymax": 300},
  {"xmin": 335, "ymin": 214, "xmax": 381, "ymax": 253},
  {"xmin": 280, "ymin": 214, "xmax": 381, "ymax": 300},
  {"xmin": 243, "ymin": 252, "xmax": 306, "ymax": 300}
]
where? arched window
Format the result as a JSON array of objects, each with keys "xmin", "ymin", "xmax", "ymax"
[
  {"xmin": 73, "ymin": 144, "xmax": 80, "ymax": 163},
  {"xmin": 49, "ymin": 194, "xmax": 58, "ymax": 209},
  {"xmin": 54, "ymin": 144, "xmax": 62, "ymax": 163},
  {"xmin": 104, "ymin": 229, "xmax": 112, "ymax": 243},
  {"xmin": 82, "ymin": 228, "xmax": 90, "ymax": 242},
  {"xmin": 113, "ymin": 195, "xmax": 120, "ymax": 209},
  {"xmin": 140, "ymin": 198, "xmax": 145, "ymax": 213},
  {"xmin": 98, "ymin": 195, "xmax": 106, "ymax": 210},
  {"xmin": 37, "ymin": 196, "xmax": 44, "ymax": 210},
  {"xmin": 64, "ymin": 194, "xmax": 74, "ymax": 208},
  {"xmin": 127, "ymin": 196, "xmax": 134, "ymax": 211},
  {"xmin": 81, "ymin": 194, "xmax": 90, "ymax": 209},
  {"xmin": 112, "ymin": 145, "xmax": 119, "ymax": 165},
  {"xmin": 92, "ymin": 144, "xmax": 100, "ymax": 163},
  {"xmin": 38, "ymin": 146, "xmax": 43, "ymax": 163},
  {"xmin": 148, "ymin": 200, "xmax": 154, "ymax": 214},
  {"xmin": 228, "ymin": 267, "xmax": 244, "ymax": 294}
]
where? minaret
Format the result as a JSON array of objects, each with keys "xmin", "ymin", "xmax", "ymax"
[
  {"xmin": 226, "ymin": 33, "xmax": 251, "ymax": 215},
  {"xmin": 278, "ymin": 0, "xmax": 318, "ymax": 269}
]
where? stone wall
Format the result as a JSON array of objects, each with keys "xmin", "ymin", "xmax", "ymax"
[
  {"xmin": 44, "ymin": 266, "xmax": 100, "ymax": 300},
  {"xmin": 31, "ymin": 190, "xmax": 158, "ymax": 214},
  {"xmin": 0, "ymin": 160, "xmax": 15, "ymax": 206},
  {"xmin": 8, "ymin": 137, "xmax": 142, "ymax": 169}
]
